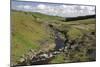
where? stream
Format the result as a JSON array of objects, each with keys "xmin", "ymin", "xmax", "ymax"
[{"xmin": 54, "ymin": 30, "xmax": 65, "ymax": 50}]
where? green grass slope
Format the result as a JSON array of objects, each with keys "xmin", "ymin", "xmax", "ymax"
[{"xmin": 11, "ymin": 11, "xmax": 57, "ymax": 64}]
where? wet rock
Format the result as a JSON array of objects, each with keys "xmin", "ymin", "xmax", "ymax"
[
  {"xmin": 18, "ymin": 58, "xmax": 25, "ymax": 63},
  {"xmin": 40, "ymin": 53, "xmax": 49, "ymax": 58},
  {"xmin": 52, "ymin": 51, "xmax": 60, "ymax": 55}
]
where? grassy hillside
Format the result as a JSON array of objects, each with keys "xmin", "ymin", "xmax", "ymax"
[
  {"xmin": 11, "ymin": 10, "xmax": 96, "ymax": 65},
  {"xmin": 11, "ymin": 11, "xmax": 57, "ymax": 64}
]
